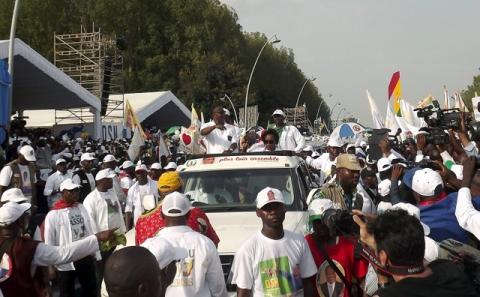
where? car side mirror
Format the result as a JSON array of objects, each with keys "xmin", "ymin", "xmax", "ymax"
[{"xmin": 306, "ymin": 188, "xmax": 322, "ymax": 205}]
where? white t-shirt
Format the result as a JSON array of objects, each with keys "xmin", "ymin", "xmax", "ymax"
[
  {"xmin": 149, "ymin": 225, "xmax": 227, "ymax": 297},
  {"xmin": 231, "ymin": 230, "xmax": 317, "ymax": 297},
  {"xmin": 201, "ymin": 121, "xmax": 238, "ymax": 154},
  {"xmin": 311, "ymin": 153, "xmax": 335, "ymax": 182},
  {"xmin": 0, "ymin": 164, "xmax": 36, "ymax": 202}
]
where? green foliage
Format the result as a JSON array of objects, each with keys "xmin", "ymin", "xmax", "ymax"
[
  {"xmin": 0, "ymin": 0, "xmax": 330, "ymax": 125},
  {"xmin": 462, "ymin": 74, "xmax": 480, "ymax": 112}
]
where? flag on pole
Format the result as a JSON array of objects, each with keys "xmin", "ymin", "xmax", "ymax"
[
  {"xmin": 416, "ymin": 95, "xmax": 434, "ymax": 109},
  {"xmin": 388, "ymin": 71, "xmax": 402, "ymax": 116},
  {"xmin": 179, "ymin": 104, "xmax": 203, "ymax": 154},
  {"xmin": 157, "ymin": 132, "xmax": 171, "ymax": 159},
  {"xmin": 128, "ymin": 126, "xmax": 145, "ymax": 161},
  {"xmin": 443, "ymin": 86, "xmax": 449, "ymax": 109},
  {"xmin": 366, "ymin": 90, "xmax": 384, "ymax": 129},
  {"xmin": 124, "ymin": 99, "xmax": 146, "ymax": 139}
]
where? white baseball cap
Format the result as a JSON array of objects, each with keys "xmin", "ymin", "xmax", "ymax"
[
  {"xmin": 391, "ymin": 203, "xmax": 430, "ymax": 235},
  {"xmin": 95, "ymin": 169, "xmax": 117, "ymax": 181},
  {"xmin": 150, "ymin": 163, "xmax": 162, "ymax": 170},
  {"xmin": 141, "ymin": 237, "xmax": 183, "ymax": 269},
  {"xmin": 1, "ymin": 188, "xmax": 27, "ymax": 203},
  {"xmin": 256, "ymin": 187, "xmax": 285, "ymax": 209},
  {"xmin": 19, "ymin": 145, "xmax": 36, "ymax": 162},
  {"xmin": 378, "ymin": 179, "xmax": 392, "ymax": 197},
  {"xmin": 223, "ymin": 108, "xmax": 231, "ymax": 116},
  {"xmin": 312, "ymin": 151, "xmax": 320, "ymax": 158},
  {"xmin": 411, "ymin": 168, "xmax": 443, "ymax": 197},
  {"xmin": 135, "ymin": 164, "xmax": 148, "ymax": 172},
  {"xmin": 377, "ymin": 157, "xmax": 392, "ymax": 172},
  {"xmin": 0, "ymin": 202, "xmax": 31, "ymax": 226},
  {"xmin": 308, "ymin": 199, "xmax": 334, "ymax": 222},
  {"xmin": 121, "ymin": 160, "xmax": 134, "ymax": 169},
  {"xmin": 360, "ymin": 141, "xmax": 367, "ymax": 147},
  {"xmin": 161, "ymin": 192, "xmax": 191, "ymax": 217},
  {"xmin": 377, "ymin": 201, "xmax": 393, "ymax": 214},
  {"xmin": 55, "ymin": 158, "xmax": 67, "ymax": 165},
  {"xmin": 103, "ymin": 154, "xmax": 118, "ymax": 163},
  {"xmin": 60, "ymin": 179, "xmax": 81, "ymax": 191},
  {"xmin": 272, "ymin": 109, "xmax": 286, "ymax": 117},
  {"xmin": 80, "ymin": 153, "xmax": 95, "ymax": 162},
  {"xmin": 164, "ymin": 162, "xmax": 177, "ymax": 170},
  {"xmin": 327, "ymin": 137, "xmax": 343, "ymax": 148}
]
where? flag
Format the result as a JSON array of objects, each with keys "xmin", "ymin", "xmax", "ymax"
[
  {"xmin": 400, "ymin": 99, "xmax": 425, "ymax": 127},
  {"xmin": 416, "ymin": 95, "xmax": 433, "ymax": 109},
  {"xmin": 179, "ymin": 104, "xmax": 203, "ymax": 154},
  {"xmin": 443, "ymin": 86, "xmax": 449, "ymax": 109},
  {"xmin": 128, "ymin": 126, "xmax": 145, "ymax": 161},
  {"xmin": 388, "ymin": 71, "xmax": 402, "ymax": 116},
  {"xmin": 124, "ymin": 99, "xmax": 146, "ymax": 139},
  {"xmin": 366, "ymin": 90, "xmax": 384, "ymax": 129},
  {"xmin": 385, "ymin": 103, "xmax": 400, "ymax": 134},
  {"xmin": 157, "ymin": 132, "xmax": 171, "ymax": 159}
]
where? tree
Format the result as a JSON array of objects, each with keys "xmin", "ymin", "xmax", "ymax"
[{"xmin": 462, "ymin": 74, "xmax": 480, "ymax": 112}]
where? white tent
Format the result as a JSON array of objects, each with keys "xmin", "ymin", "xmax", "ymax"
[
  {"xmin": 24, "ymin": 91, "xmax": 190, "ymax": 131},
  {"xmin": 0, "ymin": 39, "xmax": 99, "ymax": 111}
]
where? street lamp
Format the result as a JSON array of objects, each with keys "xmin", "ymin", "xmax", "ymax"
[
  {"xmin": 330, "ymin": 102, "xmax": 341, "ymax": 116},
  {"xmin": 244, "ymin": 34, "xmax": 281, "ymax": 128},
  {"xmin": 220, "ymin": 93, "xmax": 238, "ymax": 124},
  {"xmin": 315, "ymin": 93, "xmax": 332, "ymax": 121},
  {"xmin": 294, "ymin": 77, "xmax": 316, "ymax": 126},
  {"xmin": 335, "ymin": 107, "xmax": 347, "ymax": 127}
]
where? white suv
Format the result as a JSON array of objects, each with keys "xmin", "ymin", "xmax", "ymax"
[{"xmin": 179, "ymin": 152, "xmax": 319, "ymax": 294}]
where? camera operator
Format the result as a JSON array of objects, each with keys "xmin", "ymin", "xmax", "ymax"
[
  {"xmin": 305, "ymin": 199, "xmax": 368, "ymax": 297},
  {"xmin": 353, "ymin": 209, "xmax": 477, "ymax": 297},
  {"xmin": 378, "ymin": 136, "xmax": 405, "ymax": 162},
  {"xmin": 455, "ymin": 156, "xmax": 480, "ymax": 240}
]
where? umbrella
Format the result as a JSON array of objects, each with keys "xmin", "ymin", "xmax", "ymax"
[
  {"xmin": 0, "ymin": 60, "xmax": 10, "ymax": 145},
  {"xmin": 331, "ymin": 122, "xmax": 365, "ymax": 139},
  {"xmin": 165, "ymin": 126, "xmax": 181, "ymax": 136}
]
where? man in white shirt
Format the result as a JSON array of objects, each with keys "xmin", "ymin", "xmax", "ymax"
[
  {"xmin": 231, "ymin": 187, "xmax": 316, "ymax": 297},
  {"xmin": 72, "ymin": 153, "xmax": 96, "ymax": 203},
  {"xmin": 44, "ymin": 179, "xmax": 98, "ymax": 297},
  {"xmin": 43, "ymin": 158, "xmax": 72, "ymax": 208},
  {"xmin": 143, "ymin": 191, "xmax": 227, "ymax": 297},
  {"xmin": 102, "ymin": 154, "xmax": 127, "ymax": 207},
  {"xmin": 311, "ymin": 137, "xmax": 343, "ymax": 183},
  {"xmin": 0, "ymin": 202, "xmax": 115, "ymax": 296},
  {"xmin": 200, "ymin": 106, "xmax": 238, "ymax": 154},
  {"xmin": 455, "ymin": 156, "xmax": 480, "ymax": 240},
  {"xmin": 125, "ymin": 164, "xmax": 159, "ymax": 230},
  {"xmin": 0, "ymin": 145, "xmax": 38, "ymax": 207},
  {"xmin": 119, "ymin": 160, "xmax": 136, "ymax": 196},
  {"xmin": 270, "ymin": 109, "xmax": 305, "ymax": 153},
  {"xmin": 83, "ymin": 168, "xmax": 127, "ymax": 282}
]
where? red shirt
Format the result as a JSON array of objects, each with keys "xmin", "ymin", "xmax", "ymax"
[
  {"xmin": 305, "ymin": 234, "xmax": 368, "ymax": 297},
  {"xmin": 135, "ymin": 206, "xmax": 220, "ymax": 246}
]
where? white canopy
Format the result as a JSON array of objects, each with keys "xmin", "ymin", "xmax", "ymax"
[
  {"xmin": 23, "ymin": 91, "xmax": 190, "ymax": 130},
  {"xmin": 0, "ymin": 38, "xmax": 99, "ymax": 111}
]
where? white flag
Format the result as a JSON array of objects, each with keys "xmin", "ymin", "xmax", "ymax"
[
  {"xmin": 128, "ymin": 126, "xmax": 144, "ymax": 161},
  {"xmin": 157, "ymin": 132, "xmax": 171, "ymax": 159},
  {"xmin": 366, "ymin": 90, "xmax": 385, "ymax": 129},
  {"xmin": 385, "ymin": 102, "xmax": 401, "ymax": 134}
]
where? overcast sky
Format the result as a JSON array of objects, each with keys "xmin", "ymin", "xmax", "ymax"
[{"xmin": 220, "ymin": 0, "xmax": 480, "ymax": 125}]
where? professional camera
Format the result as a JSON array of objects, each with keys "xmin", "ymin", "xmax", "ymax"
[
  {"xmin": 426, "ymin": 127, "xmax": 450, "ymax": 145},
  {"xmin": 321, "ymin": 208, "xmax": 358, "ymax": 236}
]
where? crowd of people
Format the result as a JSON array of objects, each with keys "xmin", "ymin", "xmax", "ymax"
[{"xmin": 0, "ymin": 105, "xmax": 479, "ymax": 297}]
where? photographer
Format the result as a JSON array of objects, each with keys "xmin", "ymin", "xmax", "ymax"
[
  {"xmin": 353, "ymin": 209, "xmax": 477, "ymax": 297},
  {"xmin": 305, "ymin": 199, "xmax": 368, "ymax": 297},
  {"xmin": 455, "ymin": 156, "xmax": 480, "ymax": 240}
]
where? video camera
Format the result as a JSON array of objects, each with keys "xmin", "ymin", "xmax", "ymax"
[
  {"xmin": 414, "ymin": 102, "xmax": 480, "ymax": 142},
  {"xmin": 321, "ymin": 208, "xmax": 358, "ymax": 237}
]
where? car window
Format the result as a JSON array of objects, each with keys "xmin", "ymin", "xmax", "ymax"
[{"xmin": 181, "ymin": 169, "xmax": 300, "ymax": 210}]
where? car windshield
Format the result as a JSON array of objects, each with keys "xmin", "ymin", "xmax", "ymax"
[{"xmin": 180, "ymin": 168, "xmax": 299, "ymax": 211}]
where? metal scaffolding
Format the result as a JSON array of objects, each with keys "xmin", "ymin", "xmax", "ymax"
[
  {"xmin": 284, "ymin": 106, "xmax": 308, "ymax": 128},
  {"xmin": 53, "ymin": 25, "xmax": 124, "ymax": 125}
]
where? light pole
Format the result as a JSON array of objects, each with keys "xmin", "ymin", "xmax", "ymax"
[
  {"xmin": 244, "ymin": 34, "xmax": 281, "ymax": 128},
  {"xmin": 220, "ymin": 93, "xmax": 238, "ymax": 124},
  {"xmin": 7, "ymin": 0, "xmax": 21, "ymax": 128},
  {"xmin": 335, "ymin": 107, "xmax": 347, "ymax": 127},
  {"xmin": 315, "ymin": 93, "xmax": 332, "ymax": 121},
  {"xmin": 294, "ymin": 77, "xmax": 316, "ymax": 125}
]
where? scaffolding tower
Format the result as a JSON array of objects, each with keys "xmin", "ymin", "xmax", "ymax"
[
  {"xmin": 53, "ymin": 25, "xmax": 124, "ymax": 124},
  {"xmin": 284, "ymin": 105, "xmax": 308, "ymax": 128}
]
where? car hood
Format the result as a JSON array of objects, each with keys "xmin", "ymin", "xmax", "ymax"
[{"xmin": 206, "ymin": 211, "xmax": 308, "ymax": 254}]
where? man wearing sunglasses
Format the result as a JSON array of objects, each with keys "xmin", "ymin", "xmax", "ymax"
[{"xmin": 44, "ymin": 178, "xmax": 98, "ymax": 297}]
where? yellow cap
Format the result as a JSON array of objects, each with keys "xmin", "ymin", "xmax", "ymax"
[{"xmin": 157, "ymin": 171, "xmax": 183, "ymax": 193}]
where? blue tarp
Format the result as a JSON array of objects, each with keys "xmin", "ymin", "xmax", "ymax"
[{"xmin": 0, "ymin": 59, "xmax": 10, "ymax": 145}]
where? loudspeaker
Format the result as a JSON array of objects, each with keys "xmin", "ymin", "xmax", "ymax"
[{"xmin": 100, "ymin": 56, "xmax": 112, "ymax": 116}]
